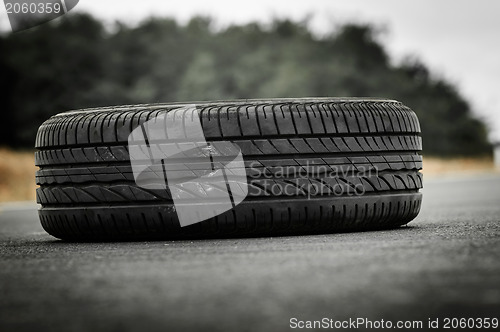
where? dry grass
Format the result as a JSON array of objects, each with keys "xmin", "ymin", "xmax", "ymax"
[
  {"xmin": 0, "ymin": 148, "xmax": 37, "ymax": 202},
  {"xmin": 0, "ymin": 148, "xmax": 497, "ymax": 203},
  {"xmin": 422, "ymin": 156, "xmax": 497, "ymax": 177}
]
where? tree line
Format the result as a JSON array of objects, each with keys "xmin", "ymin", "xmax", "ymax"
[{"xmin": 0, "ymin": 13, "xmax": 491, "ymax": 155}]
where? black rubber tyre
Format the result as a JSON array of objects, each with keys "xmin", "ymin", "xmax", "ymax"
[{"xmin": 35, "ymin": 98, "xmax": 423, "ymax": 241}]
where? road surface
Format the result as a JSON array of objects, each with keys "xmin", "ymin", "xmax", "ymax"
[{"xmin": 1, "ymin": 174, "xmax": 499, "ymax": 331}]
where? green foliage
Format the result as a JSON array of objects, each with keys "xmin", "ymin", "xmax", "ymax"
[{"xmin": 0, "ymin": 14, "xmax": 491, "ymax": 156}]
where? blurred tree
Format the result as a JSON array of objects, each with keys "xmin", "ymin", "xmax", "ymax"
[
  {"xmin": 177, "ymin": 52, "xmax": 225, "ymax": 101},
  {"xmin": 0, "ymin": 14, "xmax": 491, "ymax": 156},
  {"xmin": 1, "ymin": 14, "xmax": 105, "ymax": 147}
]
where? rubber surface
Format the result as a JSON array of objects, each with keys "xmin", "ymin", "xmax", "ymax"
[{"xmin": 35, "ymin": 98, "xmax": 423, "ymax": 240}]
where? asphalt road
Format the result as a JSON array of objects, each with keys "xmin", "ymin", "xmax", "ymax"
[{"xmin": 1, "ymin": 174, "xmax": 499, "ymax": 331}]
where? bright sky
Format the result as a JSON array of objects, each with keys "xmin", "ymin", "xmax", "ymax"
[{"xmin": 2, "ymin": 0, "xmax": 500, "ymax": 140}]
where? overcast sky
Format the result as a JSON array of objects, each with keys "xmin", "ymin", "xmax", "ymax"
[{"xmin": 2, "ymin": 0, "xmax": 500, "ymax": 140}]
